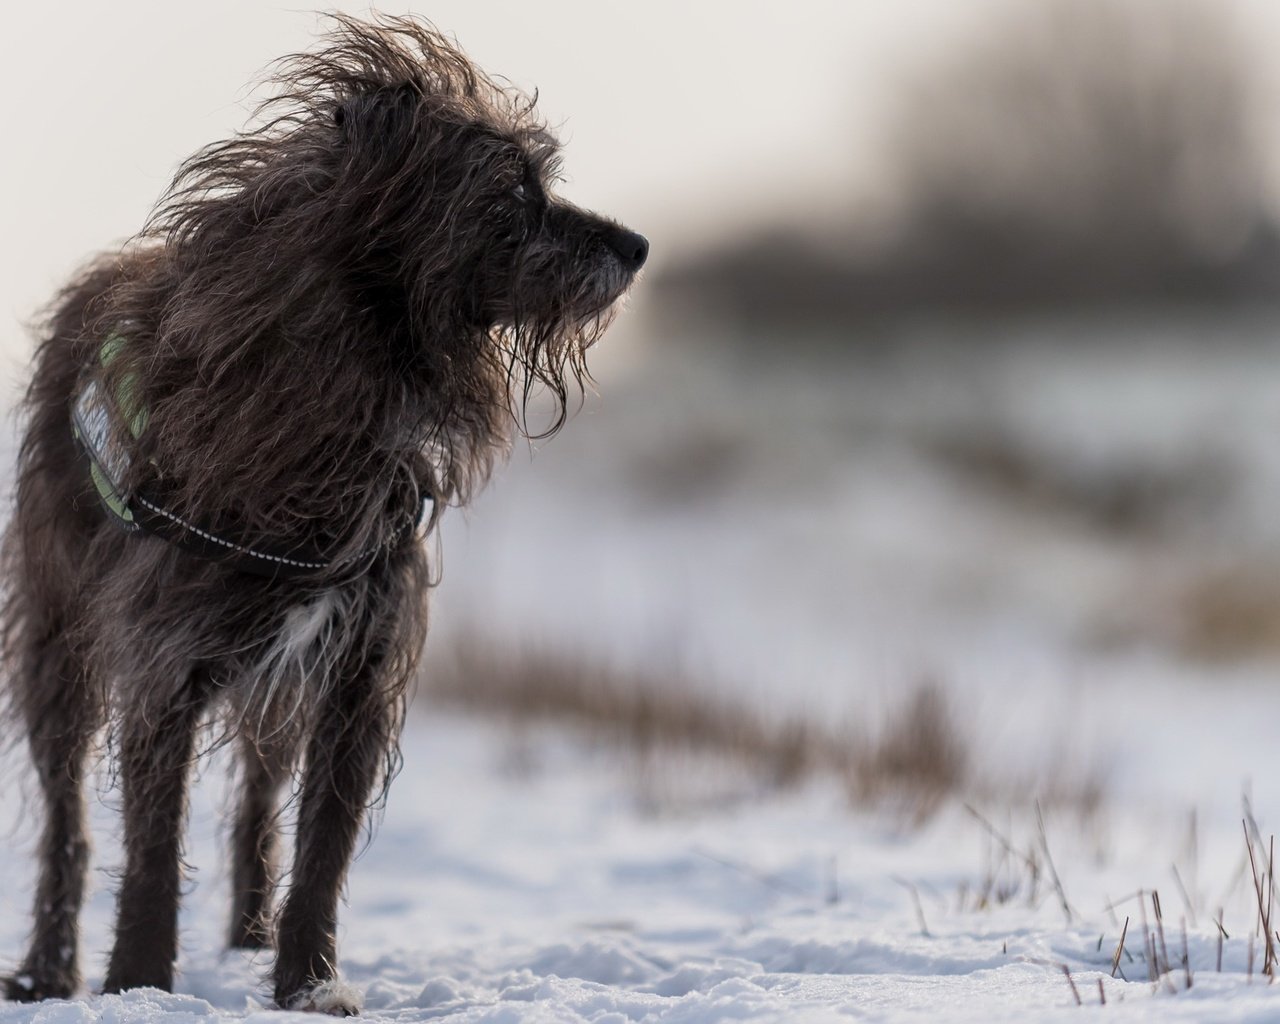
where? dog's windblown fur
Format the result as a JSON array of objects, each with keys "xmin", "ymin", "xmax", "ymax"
[{"xmin": 1, "ymin": 14, "xmax": 645, "ymax": 1012}]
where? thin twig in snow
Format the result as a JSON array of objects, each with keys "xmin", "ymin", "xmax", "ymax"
[
  {"xmin": 1110, "ymin": 916, "xmax": 1129, "ymax": 978},
  {"xmin": 1037, "ymin": 802, "xmax": 1073, "ymax": 924},
  {"xmin": 1061, "ymin": 964, "xmax": 1081, "ymax": 1007}
]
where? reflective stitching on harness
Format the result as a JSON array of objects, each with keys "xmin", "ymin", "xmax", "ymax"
[
  {"xmin": 132, "ymin": 491, "xmax": 417, "ymax": 570},
  {"xmin": 132, "ymin": 494, "xmax": 333, "ymax": 569}
]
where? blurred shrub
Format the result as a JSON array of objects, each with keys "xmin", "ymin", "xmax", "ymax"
[
  {"xmin": 420, "ymin": 637, "xmax": 1102, "ymax": 819},
  {"xmin": 887, "ymin": 0, "xmax": 1272, "ymax": 305},
  {"xmin": 658, "ymin": 0, "xmax": 1280, "ymax": 330}
]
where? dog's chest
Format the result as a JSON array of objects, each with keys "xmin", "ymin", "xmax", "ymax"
[{"xmin": 232, "ymin": 587, "xmax": 358, "ymax": 745}]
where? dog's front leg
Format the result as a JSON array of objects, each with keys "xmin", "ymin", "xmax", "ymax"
[
  {"xmin": 102, "ymin": 675, "xmax": 212, "ymax": 994},
  {"xmin": 272, "ymin": 659, "xmax": 392, "ymax": 1015}
]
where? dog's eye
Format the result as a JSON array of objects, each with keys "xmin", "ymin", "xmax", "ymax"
[{"xmin": 512, "ymin": 183, "xmax": 527, "ymax": 202}]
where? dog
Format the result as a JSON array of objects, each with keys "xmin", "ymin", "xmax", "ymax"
[{"xmin": 1, "ymin": 14, "xmax": 645, "ymax": 1013}]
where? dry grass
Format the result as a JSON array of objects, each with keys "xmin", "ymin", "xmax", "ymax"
[
  {"xmin": 849, "ymin": 687, "xmax": 970, "ymax": 817},
  {"xmin": 1171, "ymin": 564, "xmax": 1280, "ymax": 661},
  {"xmin": 419, "ymin": 637, "xmax": 1094, "ymax": 820},
  {"xmin": 957, "ymin": 798, "xmax": 1280, "ymax": 1001},
  {"xmin": 423, "ymin": 640, "xmax": 831, "ymax": 789},
  {"xmin": 925, "ymin": 431, "xmax": 1228, "ymax": 538}
]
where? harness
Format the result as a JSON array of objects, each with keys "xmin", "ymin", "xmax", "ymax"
[{"xmin": 71, "ymin": 335, "xmax": 429, "ymax": 580}]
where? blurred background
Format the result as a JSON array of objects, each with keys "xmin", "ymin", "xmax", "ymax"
[{"xmin": 6, "ymin": 0, "xmax": 1280, "ymax": 815}]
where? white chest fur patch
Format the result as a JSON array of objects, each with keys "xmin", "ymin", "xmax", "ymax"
[
  {"xmin": 246, "ymin": 588, "xmax": 353, "ymax": 743},
  {"xmin": 275, "ymin": 590, "xmax": 345, "ymax": 664}
]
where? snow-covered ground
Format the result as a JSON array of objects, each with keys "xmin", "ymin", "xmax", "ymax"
[
  {"xmin": 5, "ymin": 308, "xmax": 1280, "ymax": 1020},
  {"xmin": 2, "ymin": 708, "xmax": 1280, "ymax": 1023}
]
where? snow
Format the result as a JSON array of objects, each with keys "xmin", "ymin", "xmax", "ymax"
[
  {"xmin": 0, "ymin": 706, "xmax": 1277, "ymax": 1023},
  {"xmin": 6, "ymin": 309, "xmax": 1280, "ymax": 1020}
]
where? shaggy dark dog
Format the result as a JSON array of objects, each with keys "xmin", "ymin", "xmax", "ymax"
[{"xmin": 1, "ymin": 14, "xmax": 645, "ymax": 1014}]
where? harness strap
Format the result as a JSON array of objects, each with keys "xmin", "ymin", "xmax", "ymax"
[{"xmin": 71, "ymin": 335, "xmax": 428, "ymax": 580}]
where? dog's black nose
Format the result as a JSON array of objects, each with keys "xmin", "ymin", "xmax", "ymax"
[{"xmin": 605, "ymin": 226, "xmax": 649, "ymax": 271}]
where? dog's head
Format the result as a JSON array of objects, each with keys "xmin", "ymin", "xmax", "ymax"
[
  {"xmin": 154, "ymin": 15, "xmax": 645, "ymax": 443},
  {"xmin": 321, "ymin": 22, "xmax": 647, "ymax": 351}
]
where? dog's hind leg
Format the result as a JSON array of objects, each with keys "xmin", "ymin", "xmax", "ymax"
[
  {"xmin": 272, "ymin": 660, "xmax": 394, "ymax": 1015},
  {"xmin": 3, "ymin": 628, "xmax": 96, "ymax": 1002},
  {"xmin": 228, "ymin": 734, "xmax": 289, "ymax": 950},
  {"xmin": 102, "ymin": 673, "xmax": 213, "ymax": 995}
]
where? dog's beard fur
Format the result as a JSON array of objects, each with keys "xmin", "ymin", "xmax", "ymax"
[{"xmin": 0, "ymin": 12, "xmax": 644, "ymax": 1010}]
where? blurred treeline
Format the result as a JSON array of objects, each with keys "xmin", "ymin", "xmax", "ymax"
[{"xmin": 654, "ymin": 0, "xmax": 1280, "ymax": 333}]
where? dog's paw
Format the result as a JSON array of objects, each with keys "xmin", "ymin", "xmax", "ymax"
[
  {"xmin": 2, "ymin": 971, "xmax": 74, "ymax": 1003},
  {"xmin": 282, "ymin": 978, "xmax": 362, "ymax": 1017}
]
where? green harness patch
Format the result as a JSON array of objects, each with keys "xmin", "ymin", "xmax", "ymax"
[{"xmin": 72, "ymin": 333, "xmax": 148, "ymax": 528}]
